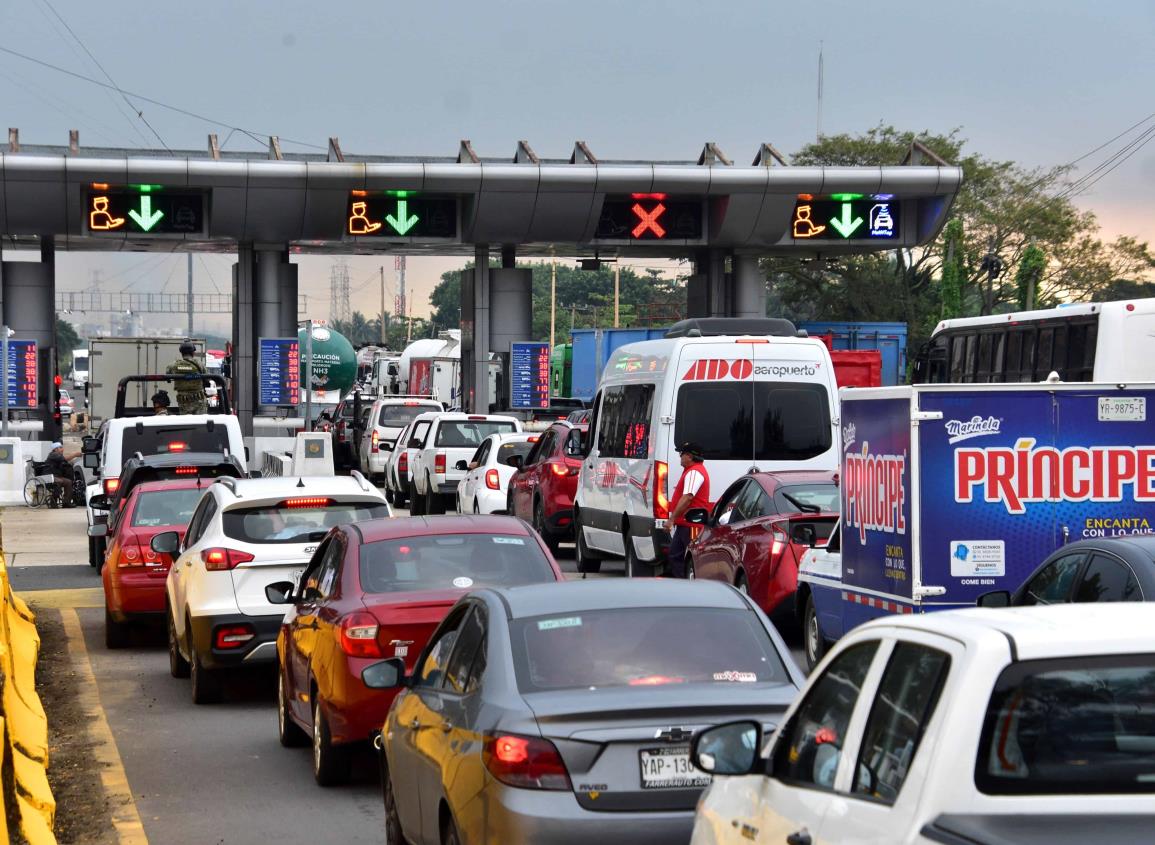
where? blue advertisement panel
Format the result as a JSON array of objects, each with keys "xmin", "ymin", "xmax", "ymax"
[
  {"xmin": 841, "ymin": 395, "xmax": 914, "ymax": 601},
  {"xmin": 510, "ymin": 342, "xmax": 550, "ymax": 409},
  {"xmin": 917, "ymin": 387, "xmax": 1155, "ymax": 604},
  {"xmin": 258, "ymin": 338, "xmax": 300, "ymax": 407}
]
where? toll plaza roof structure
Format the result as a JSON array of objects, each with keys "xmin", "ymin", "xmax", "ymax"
[{"xmin": 0, "ymin": 137, "xmax": 962, "ymax": 256}]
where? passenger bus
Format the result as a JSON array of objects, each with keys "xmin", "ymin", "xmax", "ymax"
[{"xmin": 911, "ymin": 298, "xmax": 1155, "ymax": 384}]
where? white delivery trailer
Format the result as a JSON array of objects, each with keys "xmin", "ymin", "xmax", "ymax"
[{"xmin": 87, "ymin": 337, "xmax": 206, "ymax": 424}]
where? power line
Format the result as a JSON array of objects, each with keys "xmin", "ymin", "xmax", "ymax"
[
  {"xmin": 197, "ymin": 255, "xmax": 222, "ymax": 294},
  {"xmin": 0, "ymin": 43, "xmax": 326, "ymax": 151},
  {"xmin": 1058, "ymin": 123, "xmax": 1155, "ymax": 200},
  {"xmin": 1064, "ymin": 110, "xmax": 1155, "ymax": 169}
]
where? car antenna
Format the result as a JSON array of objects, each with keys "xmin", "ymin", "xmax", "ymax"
[{"xmin": 297, "ymin": 477, "xmax": 305, "ymax": 488}]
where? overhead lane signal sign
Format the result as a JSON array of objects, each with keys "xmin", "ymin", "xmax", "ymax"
[
  {"xmin": 345, "ymin": 191, "xmax": 457, "ymax": 239},
  {"xmin": 791, "ymin": 195, "xmax": 900, "ymax": 241},
  {"xmin": 595, "ymin": 195, "xmax": 704, "ymax": 242},
  {"xmin": 85, "ymin": 185, "xmax": 207, "ymax": 236}
]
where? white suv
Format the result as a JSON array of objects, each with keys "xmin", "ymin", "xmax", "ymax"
[
  {"xmin": 358, "ymin": 397, "xmax": 442, "ymax": 483},
  {"xmin": 156, "ymin": 474, "xmax": 389, "ymax": 704},
  {"xmin": 408, "ymin": 412, "xmax": 522, "ymax": 515},
  {"xmin": 383, "ymin": 418, "xmax": 424, "ymax": 509}
]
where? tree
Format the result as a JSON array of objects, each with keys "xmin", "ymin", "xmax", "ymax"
[{"xmin": 55, "ymin": 317, "xmax": 82, "ymax": 370}]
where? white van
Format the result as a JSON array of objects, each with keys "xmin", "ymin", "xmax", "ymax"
[{"xmin": 573, "ymin": 318, "xmax": 840, "ymax": 576}]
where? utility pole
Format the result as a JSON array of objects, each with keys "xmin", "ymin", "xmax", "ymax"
[
  {"xmin": 550, "ymin": 256, "xmax": 557, "ymax": 349},
  {"xmin": 186, "ymin": 253, "xmax": 194, "ymax": 336},
  {"xmin": 379, "ymin": 266, "xmax": 387, "ymax": 345},
  {"xmin": 613, "ymin": 263, "xmax": 620, "ymax": 328}
]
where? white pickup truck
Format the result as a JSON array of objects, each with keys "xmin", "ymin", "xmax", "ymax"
[{"xmin": 407, "ymin": 412, "xmax": 521, "ymax": 515}]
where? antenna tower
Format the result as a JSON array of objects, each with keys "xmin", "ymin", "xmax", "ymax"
[{"xmin": 329, "ymin": 259, "xmax": 352, "ymax": 324}]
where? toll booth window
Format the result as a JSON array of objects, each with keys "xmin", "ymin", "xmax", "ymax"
[{"xmin": 596, "ymin": 385, "xmax": 654, "ymax": 459}]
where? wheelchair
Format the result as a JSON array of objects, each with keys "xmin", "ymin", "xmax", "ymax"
[{"xmin": 24, "ymin": 461, "xmax": 84, "ymax": 509}]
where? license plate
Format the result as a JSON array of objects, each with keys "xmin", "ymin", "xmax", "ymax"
[
  {"xmin": 639, "ymin": 747, "xmax": 711, "ymax": 790},
  {"xmin": 1099, "ymin": 397, "xmax": 1146, "ymax": 422}
]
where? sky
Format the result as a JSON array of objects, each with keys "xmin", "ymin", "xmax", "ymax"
[{"xmin": 1, "ymin": 0, "xmax": 1153, "ymax": 337}]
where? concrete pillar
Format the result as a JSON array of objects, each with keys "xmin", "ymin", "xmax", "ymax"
[
  {"xmin": 1, "ymin": 240, "xmax": 59, "ymax": 441},
  {"xmin": 490, "ymin": 267, "xmax": 533, "ymax": 410},
  {"xmin": 254, "ymin": 248, "xmax": 289, "ymax": 415},
  {"xmin": 459, "ymin": 246, "xmax": 492, "ymax": 413},
  {"xmin": 731, "ymin": 255, "xmax": 767, "ymax": 318},
  {"xmin": 278, "ymin": 259, "xmax": 299, "ymax": 337},
  {"xmin": 686, "ymin": 249, "xmax": 728, "ymax": 318},
  {"xmin": 232, "ymin": 244, "xmax": 256, "ymax": 435},
  {"xmin": 500, "ymin": 244, "xmax": 517, "ymax": 269}
]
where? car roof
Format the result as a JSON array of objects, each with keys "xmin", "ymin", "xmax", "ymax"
[
  {"xmin": 492, "ymin": 578, "xmax": 750, "ymax": 620},
  {"xmin": 1063, "ymin": 534, "xmax": 1155, "ymax": 561},
  {"xmin": 352, "ymin": 514, "xmax": 531, "ymax": 543},
  {"xmin": 751, "ymin": 469, "xmax": 838, "ymax": 486},
  {"xmin": 212, "ymin": 475, "xmax": 385, "ymax": 505},
  {"xmin": 859, "ymin": 603, "xmax": 1155, "ymax": 661}
]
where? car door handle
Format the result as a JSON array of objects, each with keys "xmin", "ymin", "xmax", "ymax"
[{"xmin": 786, "ymin": 830, "xmax": 812, "ymax": 845}]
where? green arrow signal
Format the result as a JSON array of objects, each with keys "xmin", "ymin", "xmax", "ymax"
[
  {"xmin": 385, "ymin": 199, "xmax": 419, "ymax": 235},
  {"xmin": 127, "ymin": 192, "xmax": 164, "ymax": 231},
  {"xmin": 829, "ymin": 202, "xmax": 863, "ymax": 238}
]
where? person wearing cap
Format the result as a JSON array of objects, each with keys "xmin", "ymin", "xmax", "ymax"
[
  {"xmin": 151, "ymin": 389, "xmax": 172, "ymax": 415},
  {"xmin": 46, "ymin": 441, "xmax": 80, "ymax": 507},
  {"xmin": 166, "ymin": 341, "xmax": 207, "ymax": 414},
  {"xmin": 667, "ymin": 441, "xmax": 710, "ymax": 578}
]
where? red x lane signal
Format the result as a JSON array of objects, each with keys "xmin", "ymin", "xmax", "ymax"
[{"xmin": 631, "ymin": 201, "xmax": 667, "ymax": 238}]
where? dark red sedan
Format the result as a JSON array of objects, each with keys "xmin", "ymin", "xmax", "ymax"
[
  {"xmin": 507, "ymin": 420, "xmax": 587, "ymax": 553},
  {"xmin": 271, "ymin": 514, "xmax": 565, "ymax": 786},
  {"xmin": 101, "ymin": 479, "xmax": 207, "ymax": 648},
  {"xmin": 685, "ymin": 471, "xmax": 839, "ymax": 622}
]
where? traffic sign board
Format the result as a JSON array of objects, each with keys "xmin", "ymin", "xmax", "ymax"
[
  {"xmin": 595, "ymin": 195, "xmax": 704, "ymax": 242},
  {"xmin": 510, "ymin": 342, "xmax": 550, "ymax": 409},
  {"xmin": 258, "ymin": 338, "xmax": 300, "ymax": 407},
  {"xmin": 85, "ymin": 185, "xmax": 207, "ymax": 236},
  {"xmin": 791, "ymin": 196, "xmax": 900, "ymax": 241},
  {"xmin": 5, "ymin": 340, "xmax": 37, "ymax": 409},
  {"xmin": 346, "ymin": 192, "xmax": 457, "ymax": 239}
]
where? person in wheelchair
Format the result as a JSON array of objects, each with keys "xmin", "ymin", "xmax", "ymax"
[{"xmin": 46, "ymin": 441, "xmax": 81, "ymax": 507}]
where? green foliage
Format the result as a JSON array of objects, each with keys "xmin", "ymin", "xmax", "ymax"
[
  {"xmin": 331, "ymin": 312, "xmax": 433, "ymax": 350},
  {"xmin": 940, "ymin": 219, "xmax": 965, "ymax": 319},
  {"xmin": 55, "ymin": 317, "xmax": 82, "ymax": 369},
  {"xmin": 1014, "ymin": 244, "xmax": 1047, "ymax": 310}
]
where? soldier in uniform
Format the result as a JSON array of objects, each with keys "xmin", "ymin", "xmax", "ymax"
[{"xmin": 166, "ymin": 341, "xmax": 207, "ymax": 414}]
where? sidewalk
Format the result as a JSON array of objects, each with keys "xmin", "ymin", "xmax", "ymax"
[{"xmin": 0, "ymin": 505, "xmax": 88, "ymax": 566}]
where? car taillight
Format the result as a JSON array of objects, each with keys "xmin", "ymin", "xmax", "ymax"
[
  {"xmin": 281, "ymin": 497, "xmax": 334, "ymax": 508},
  {"xmin": 103, "ymin": 478, "xmax": 120, "ymax": 495},
  {"xmin": 398, "ymin": 452, "xmax": 408, "ymax": 473},
  {"xmin": 485, "ymin": 469, "xmax": 500, "ymax": 490},
  {"xmin": 435, "ymin": 452, "xmax": 446, "ymax": 474},
  {"xmin": 654, "ymin": 461, "xmax": 669, "ymax": 520},
  {"xmin": 214, "ymin": 624, "xmax": 255, "ymax": 649},
  {"xmin": 118, "ymin": 544, "xmax": 141, "ymax": 567},
  {"xmin": 371, "ymin": 430, "xmax": 380, "ymax": 453},
  {"xmin": 201, "ymin": 547, "xmax": 256, "ymax": 571},
  {"xmin": 338, "ymin": 612, "xmax": 385, "ymax": 658},
  {"xmin": 167, "ymin": 441, "xmax": 188, "ymax": 453},
  {"xmin": 174, "ymin": 466, "xmax": 197, "ymax": 476},
  {"xmin": 549, "ymin": 462, "xmax": 578, "ymax": 477},
  {"xmin": 770, "ymin": 527, "xmax": 789, "ymax": 562},
  {"xmin": 483, "ymin": 734, "xmax": 571, "ymax": 790}
]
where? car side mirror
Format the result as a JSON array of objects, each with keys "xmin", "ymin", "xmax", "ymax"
[
  {"xmin": 249, "ymin": 469, "xmax": 263, "ymax": 479},
  {"xmin": 455, "ymin": 460, "xmax": 468, "ymax": 471},
  {"xmin": 361, "ymin": 657, "xmax": 408, "ymax": 689},
  {"xmin": 151, "ymin": 531, "xmax": 180, "ymax": 555},
  {"xmin": 87, "ymin": 523, "xmax": 108, "ymax": 538},
  {"xmin": 83, "ymin": 452, "xmax": 100, "ymax": 469},
  {"xmin": 264, "ymin": 581, "xmax": 296, "ymax": 605},
  {"xmin": 82, "ymin": 436, "xmax": 99, "ymax": 453},
  {"xmin": 89, "ymin": 493, "xmax": 111, "ymax": 511},
  {"xmin": 380, "ymin": 442, "xmax": 394, "ymax": 452},
  {"xmin": 408, "ymin": 437, "xmax": 422, "ymax": 449},
  {"xmin": 684, "ymin": 508, "xmax": 709, "ymax": 525},
  {"xmin": 792, "ymin": 524, "xmax": 817, "ymax": 547},
  {"xmin": 717, "ymin": 509, "xmax": 733, "ymax": 527},
  {"xmin": 977, "ymin": 590, "xmax": 1012, "ymax": 608},
  {"xmin": 506, "ymin": 455, "xmax": 523, "ymax": 469},
  {"xmin": 690, "ymin": 720, "xmax": 762, "ymax": 776}
]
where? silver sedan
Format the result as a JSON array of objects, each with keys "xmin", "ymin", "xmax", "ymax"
[{"xmin": 368, "ymin": 579, "xmax": 807, "ymax": 845}]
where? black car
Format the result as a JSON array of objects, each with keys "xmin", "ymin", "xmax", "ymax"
[{"xmin": 979, "ymin": 536, "xmax": 1154, "ymax": 607}]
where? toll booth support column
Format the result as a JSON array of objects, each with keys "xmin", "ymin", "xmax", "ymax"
[
  {"xmin": 0, "ymin": 239, "xmax": 60, "ymax": 441},
  {"xmin": 490, "ymin": 267, "xmax": 533, "ymax": 411},
  {"xmin": 731, "ymin": 255, "xmax": 767, "ymax": 318},
  {"xmin": 254, "ymin": 247, "xmax": 292, "ymax": 415},
  {"xmin": 460, "ymin": 245, "xmax": 492, "ymax": 413},
  {"xmin": 686, "ymin": 249, "xmax": 728, "ymax": 318},
  {"xmin": 278, "ymin": 256, "xmax": 299, "ymax": 338},
  {"xmin": 232, "ymin": 244, "xmax": 256, "ymax": 435}
]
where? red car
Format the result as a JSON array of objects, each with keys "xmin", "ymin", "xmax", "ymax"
[
  {"xmin": 685, "ymin": 471, "xmax": 839, "ymax": 621},
  {"xmin": 271, "ymin": 515, "xmax": 565, "ymax": 786},
  {"xmin": 102, "ymin": 479, "xmax": 207, "ymax": 648},
  {"xmin": 507, "ymin": 420, "xmax": 587, "ymax": 553}
]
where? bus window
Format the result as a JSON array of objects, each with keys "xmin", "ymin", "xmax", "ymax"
[
  {"xmin": 1051, "ymin": 325, "xmax": 1068, "ymax": 379},
  {"xmin": 949, "ymin": 335, "xmax": 966, "ymax": 382},
  {"xmin": 991, "ymin": 332, "xmax": 1007, "ymax": 383},
  {"xmin": 962, "ymin": 334, "xmax": 977, "ymax": 383},
  {"xmin": 1004, "ymin": 331, "xmax": 1023, "ymax": 382},
  {"xmin": 1036, "ymin": 328, "xmax": 1055, "ymax": 379},
  {"xmin": 976, "ymin": 333, "xmax": 994, "ymax": 382},
  {"xmin": 1019, "ymin": 331, "xmax": 1037, "ymax": 382},
  {"xmin": 1066, "ymin": 322, "xmax": 1095, "ymax": 381}
]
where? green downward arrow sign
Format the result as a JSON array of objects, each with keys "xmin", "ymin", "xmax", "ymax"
[
  {"xmin": 829, "ymin": 202, "xmax": 863, "ymax": 238},
  {"xmin": 386, "ymin": 199, "xmax": 419, "ymax": 235},
  {"xmin": 128, "ymin": 192, "xmax": 164, "ymax": 231}
]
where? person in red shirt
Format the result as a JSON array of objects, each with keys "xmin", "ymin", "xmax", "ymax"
[{"xmin": 667, "ymin": 441, "xmax": 710, "ymax": 578}]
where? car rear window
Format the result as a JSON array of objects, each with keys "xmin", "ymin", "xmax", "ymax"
[
  {"xmin": 222, "ymin": 500, "xmax": 389, "ymax": 544},
  {"xmin": 120, "ymin": 425, "xmax": 231, "ymax": 459},
  {"xmin": 379, "ymin": 404, "xmax": 436, "ymax": 427},
  {"xmin": 130, "ymin": 488, "xmax": 204, "ymax": 527},
  {"xmin": 675, "ymin": 382, "xmax": 831, "ymax": 461},
  {"xmin": 359, "ymin": 533, "xmax": 555, "ymax": 593},
  {"xmin": 497, "ymin": 441, "xmax": 535, "ymax": 463},
  {"xmin": 435, "ymin": 421, "xmax": 516, "ymax": 448},
  {"xmin": 976, "ymin": 653, "xmax": 1155, "ymax": 794},
  {"xmin": 511, "ymin": 607, "xmax": 788, "ymax": 693},
  {"xmin": 774, "ymin": 483, "xmax": 840, "ymax": 514}
]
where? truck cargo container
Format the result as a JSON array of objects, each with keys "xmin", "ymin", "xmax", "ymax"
[{"xmin": 797, "ymin": 320, "xmax": 907, "ymax": 386}]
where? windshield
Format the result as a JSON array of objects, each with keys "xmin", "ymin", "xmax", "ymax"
[
  {"xmin": 435, "ymin": 420, "xmax": 517, "ymax": 448},
  {"xmin": 675, "ymin": 382, "xmax": 831, "ymax": 461},
  {"xmin": 120, "ymin": 425, "xmax": 231, "ymax": 459},
  {"xmin": 379, "ymin": 404, "xmax": 436, "ymax": 428},
  {"xmin": 512, "ymin": 606, "xmax": 788, "ymax": 693},
  {"xmin": 130, "ymin": 488, "xmax": 204, "ymax": 527},
  {"xmin": 977, "ymin": 653, "xmax": 1155, "ymax": 794},
  {"xmin": 73, "ymin": 354, "xmax": 89, "ymax": 371},
  {"xmin": 222, "ymin": 501, "xmax": 389, "ymax": 544},
  {"xmin": 775, "ymin": 483, "xmax": 840, "ymax": 513},
  {"xmin": 359, "ymin": 533, "xmax": 555, "ymax": 593},
  {"xmin": 497, "ymin": 440, "xmax": 535, "ymax": 463}
]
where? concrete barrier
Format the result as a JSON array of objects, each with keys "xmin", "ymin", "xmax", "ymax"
[{"xmin": 0, "ymin": 539, "xmax": 56, "ymax": 843}]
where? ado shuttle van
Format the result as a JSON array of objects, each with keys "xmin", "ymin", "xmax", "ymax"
[{"xmin": 574, "ymin": 318, "xmax": 840, "ymax": 576}]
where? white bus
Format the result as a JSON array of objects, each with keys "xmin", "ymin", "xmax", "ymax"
[{"xmin": 911, "ymin": 298, "xmax": 1155, "ymax": 384}]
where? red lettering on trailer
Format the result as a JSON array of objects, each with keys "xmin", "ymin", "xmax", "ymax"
[{"xmin": 843, "ymin": 442, "xmax": 907, "ymax": 546}]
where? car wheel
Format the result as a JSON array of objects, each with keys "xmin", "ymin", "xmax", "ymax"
[
  {"xmin": 473, "ymin": 500, "xmax": 480, "ymax": 516},
  {"xmin": 408, "ymin": 480, "xmax": 425, "ymax": 515},
  {"xmin": 381, "ymin": 755, "xmax": 409, "ymax": 844},
  {"xmin": 426, "ymin": 479, "xmax": 445, "ymax": 514},
  {"xmin": 575, "ymin": 518, "xmax": 602, "ymax": 575},
  {"xmin": 534, "ymin": 500, "xmax": 559, "ymax": 556},
  {"xmin": 734, "ymin": 572, "xmax": 749, "ymax": 595},
  {"xmin": 190, "ymin": 640, "xmax": 224, "ymax": 705},
  {"xmin": 686, "ymin": 556, "xmax": 696, "ymax": 580},
  {"xmin": 278, "ymin": 671, "xmax": 308, "ymax": 748},
  {"xmin": 804, "ymin": 595, "xmax": 827, "ymax": 671},
  {"xmin": 624, "ymin": 528, "xmax": 655, "ymax": 578},
  {"xmin": 104, "ymin": 607, "xmax": 128, "ymax": 649},
  {"xmin": 88, "ymin": 535, "xmax": 100, "ymax": 568},
  {"xmin": 167, "ymin": 610, "xmax": 190, "ymax": 678},
  {"xmin": 312, "ymin": 698, "xmax": 351, "ymax": 786},
  {"xmin": 385, "ymin": 488, "xmax": 395, "ymax": 506}
]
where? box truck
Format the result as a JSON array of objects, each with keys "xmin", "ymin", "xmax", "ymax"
[{"xmin": 87, "ymin": 337, "xmax": 205, "ymax": 424}]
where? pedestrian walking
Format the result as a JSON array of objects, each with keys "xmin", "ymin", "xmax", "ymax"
[
  {"xmin": 166, "ymin": 341, "xmax": 207, "ymax": 414},
  {"xmin": 667, "ymin": 441, "xmax": 710, "ymax": 578}
]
